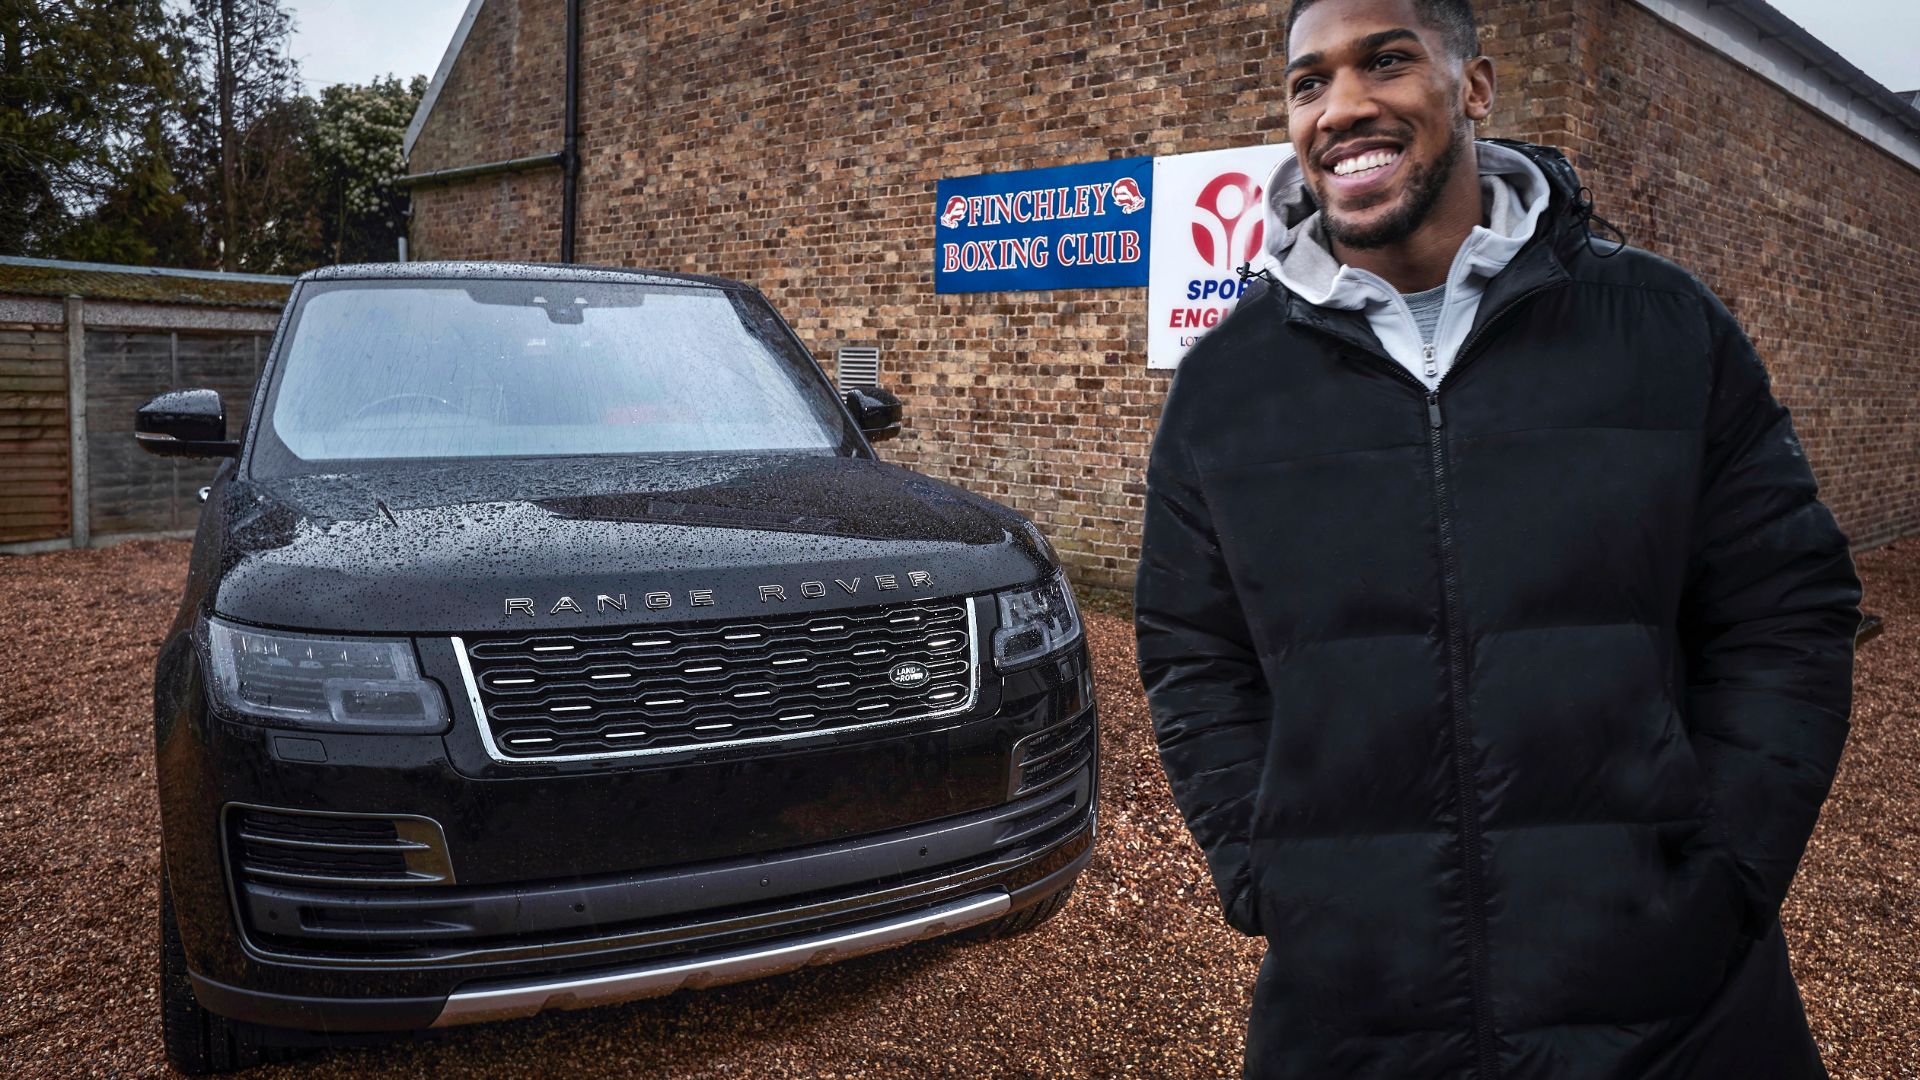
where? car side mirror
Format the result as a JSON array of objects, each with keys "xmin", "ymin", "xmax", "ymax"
[
  {"xmin": 843, "ymin": 386, "xmax": 903, "ymax": 443},
  {"xmin": 136, "ymin": 389, "xmax": 241, "ymax": 458}
]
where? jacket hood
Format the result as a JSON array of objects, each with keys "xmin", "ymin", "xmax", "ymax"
[
  {"xmin": 1252, "ymin": 138, "xmax": 1571, "ymax": 310},
  {"xmin": 211, "ymin": 454, "xmax": 1053, "ymax": 633}
]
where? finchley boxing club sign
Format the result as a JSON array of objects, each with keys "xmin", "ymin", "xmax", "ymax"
[{"xmin": 933, "ymin": 157, "xmax": 1153, "ymax": 294}]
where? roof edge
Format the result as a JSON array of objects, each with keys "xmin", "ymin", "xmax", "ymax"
[
  {"xmin": 0, "ymin": 255, "xmax": 294, "ymax": 284},
  {"xmin": 403, "ymin": 0, "xmax": 490, "ymax": 160},
  {"xmin": 1627, "ymin": 0, "xmax": 1920, "ymax": 173}
]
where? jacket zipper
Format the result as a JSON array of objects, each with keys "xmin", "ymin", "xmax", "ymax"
[
  {"xmin": 1295, "ymin": 278, "xmax": 1568, "ymax": 1080},
  {"xmin": 1425, "ymin": 389, "xmax": 1494, "ymax": 1080}
]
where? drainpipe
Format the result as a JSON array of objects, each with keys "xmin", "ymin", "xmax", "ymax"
[{"xmin": 561, "ymin": 0, "xmax": 581, "ymax": 263}]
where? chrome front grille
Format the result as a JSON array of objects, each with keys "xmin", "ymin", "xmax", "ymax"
[{"xmin": 454, "ymin": 598, "xmax": 979, "ymax": 762}]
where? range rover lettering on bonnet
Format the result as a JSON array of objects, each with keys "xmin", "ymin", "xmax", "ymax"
[{"xmin": 504, "ymin": 570, "xmax": 936, "ymax": 617}]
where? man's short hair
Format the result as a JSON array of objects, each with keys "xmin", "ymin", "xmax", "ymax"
[{"xmin": 1285, "ymin": 0, "xmax": 1482, "ymax": 61}]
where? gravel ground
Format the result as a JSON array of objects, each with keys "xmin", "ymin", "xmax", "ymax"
[{"xmin": 0, "ymin": 539, "xmax": 1913, "ymax": 1078}]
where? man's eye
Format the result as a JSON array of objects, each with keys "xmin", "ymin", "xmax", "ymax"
[
  {"xmin": 1290, "ymin": 77, "xmax": 1323, "ymax": 98},
  {"xmin": 1373, "ymin": 53, "xmax": 1406, "ymax": 70}
]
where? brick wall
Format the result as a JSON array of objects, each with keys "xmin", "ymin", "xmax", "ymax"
[
  {"xmin": 410, "ymin": 0, "xmax": 1920, "ymax": 587},
  {"xmin": 409, "ymin": 0, "xmax": 566, "ymax": 261},
  {"xmin": 1562, "ymin": 2, "xmax": 1920, "ymax": 551}
]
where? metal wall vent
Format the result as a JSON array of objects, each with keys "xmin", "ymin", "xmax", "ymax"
[{"xmin": 836, "ymin": 346, "xmax": 881, "ymax": 390}]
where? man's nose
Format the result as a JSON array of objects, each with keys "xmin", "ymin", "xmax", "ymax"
[{"xmin": 1317, "ymin": 70, "xmax": 1382, "ymax": 134}]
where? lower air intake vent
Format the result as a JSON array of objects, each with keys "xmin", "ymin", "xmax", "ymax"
[
  {"xmin": 227, "ymin": 805, "xmax": 455, "ymax": 888},
  {"xmin": 1011, "ymin": 711, "xmax": 1096, "ymax": 797},
  {"xmin": 456, "ymin": 598, "xmax": 979, "ymax": 762}
]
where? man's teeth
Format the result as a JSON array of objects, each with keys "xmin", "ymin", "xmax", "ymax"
[{"xmin": 1331, "ymin": 150, "xmax": 1401, "ymax": 177}]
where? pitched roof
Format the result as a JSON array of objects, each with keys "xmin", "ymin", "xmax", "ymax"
[
  {"xmin": 0, "ymin": 256, "xmax": 293, "ymax": 309},
  {"xmin": 403, "ymin": 0, "xmax": 490, "ymax": 158},
  {"xmin": 1651, "ymin": 0, "xmax": 1920, "ymax": 170}
]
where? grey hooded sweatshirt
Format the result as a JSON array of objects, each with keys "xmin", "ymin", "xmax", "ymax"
[{"xmin": 1250, "ymin": 140, "xmax": 1553, "ymax": 389}]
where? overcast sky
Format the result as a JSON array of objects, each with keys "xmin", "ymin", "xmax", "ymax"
[
  {"xmin": 1768, "ymin": 0, "xmax": 1920, "ymax": 92},
  {"xmin": 286, "ymin": 0, "xmax": 470, "ymax": 91},
  {"xmin": 287, "ymin": 0, "xmax": 1919, "ymax": 97}
]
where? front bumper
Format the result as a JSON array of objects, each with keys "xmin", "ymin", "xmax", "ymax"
[
  {"xmin": 155, "ymin": 617, "xmax": 1097, "ymax": 1033},
  {"xmin": 230, "ymin": 760, "xmax": 1091, "ymax": 969},
  {"xmin": 190, "ymin": 814, "xmax": 1093, "ymax": 1032},
  {"xmin": 431, "ymin": 890, "xmax": 1014, "ymax": 1027}
]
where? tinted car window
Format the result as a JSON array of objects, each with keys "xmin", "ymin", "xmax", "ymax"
[{"xmin": 251, "ymin": 279, "xmax": 854, "ymax": 476}]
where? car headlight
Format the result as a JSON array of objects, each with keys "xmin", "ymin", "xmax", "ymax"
[
  {"xmin": 204, "ymin": 616, "xmax": 450, "ymax": 733},
  {"xmin": 991, "ymin": 570, "xmax": 1084, "ymax": 670}
]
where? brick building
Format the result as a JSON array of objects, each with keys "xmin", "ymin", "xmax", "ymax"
[{"xmin": 402, "ymin": 0, "xmax": 1920, "ymax": 590}]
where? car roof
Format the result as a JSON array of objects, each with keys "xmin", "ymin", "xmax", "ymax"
[{"xmin": 299, "ymin": 261, "xmax": 748, "ymax": 291}]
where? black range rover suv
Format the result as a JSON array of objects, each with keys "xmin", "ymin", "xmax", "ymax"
[{"xmin": 141, "ymin": 263, "xmax": 1097, "ymax": 1073}]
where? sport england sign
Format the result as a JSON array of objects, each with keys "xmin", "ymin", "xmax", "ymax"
[
  {"xmin": 1146, "ymin": 143, "xmax": 1296, "ymax": 369},
  {"xmin": 934, "ymin": 157, "xmax": 1152, "ymax": 294}
]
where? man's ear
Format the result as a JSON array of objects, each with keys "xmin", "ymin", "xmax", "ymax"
[{"xmin": 1461, "ymin": 55, "xmax": 1496, "ymax": 123}]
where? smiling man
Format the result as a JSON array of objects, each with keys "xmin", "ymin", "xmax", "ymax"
[{"xmin": 1134, "ymin": 1, "xmax": 1862, "ymax": 1077}]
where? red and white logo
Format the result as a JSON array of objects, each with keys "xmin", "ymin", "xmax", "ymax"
[
  {"xmin": 1112, "ymin": 177, "xmax": 1147, "ymax": 214},
  {"xmin": 939, "ymin": 195, "xmax": 968, "ymax": 229},
  {"xmin": 1189, "ymin": 172, "xmax": 1265, "ymax": 271}
]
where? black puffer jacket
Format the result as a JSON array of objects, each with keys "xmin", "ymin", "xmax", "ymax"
[{"xmin": 1134, "ymin": 142, "xmax": 1860, "ymax": 1079}]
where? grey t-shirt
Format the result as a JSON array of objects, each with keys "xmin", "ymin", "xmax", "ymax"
[{"xmin": 1401, "ymin": 283, "xmax": 1447, "ymax": 346}]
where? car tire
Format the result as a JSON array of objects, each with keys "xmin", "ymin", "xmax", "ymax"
[
  {"xmin": 160, "ymin": 871, "xmax": 298, "ymax": 1075},
  {"xmin": 962, "ymin": 884, "xmax": 1076, "ymax": 940}
]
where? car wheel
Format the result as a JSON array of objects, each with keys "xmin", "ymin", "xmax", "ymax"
[
  {"xmin": 159, "ymin": 871, "xmax": 298, "ymax": 1075},
  {"xmin": 962, "ymin": 884, "xmax": 1076, "ymax": 940}
]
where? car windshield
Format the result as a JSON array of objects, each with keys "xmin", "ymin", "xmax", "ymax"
[{"xmin": 250, "ymin": 278, "xmax": 854, "ymax": 476}]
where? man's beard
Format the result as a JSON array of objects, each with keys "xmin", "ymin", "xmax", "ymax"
[{"xmin": 1319, "ymin": 124, "xmax": 1469, "ymax": 250}]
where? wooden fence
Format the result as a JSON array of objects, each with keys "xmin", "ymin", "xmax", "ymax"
[
  {"xmin": 85, "ymin": 329, "xmax": 267, "ymax": 537},
  {"xmin": 0, "ymin": 296, "xmax": 279, "ymax": 551},
  {"xmin": 0, "ymin": 316, "xmax": 71, "ymax": 544}
]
